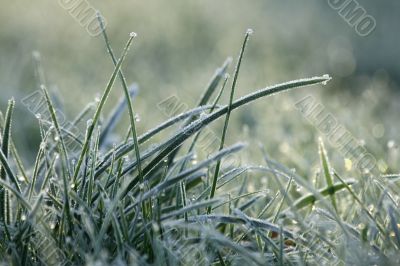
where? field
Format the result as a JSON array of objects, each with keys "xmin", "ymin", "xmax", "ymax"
[{"xmin": 0, "ymin": 1, "xmax": 399, "ymax": 265}]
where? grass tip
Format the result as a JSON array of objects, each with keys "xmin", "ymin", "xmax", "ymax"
[
  {"xmin": 321, "ymin": 74, "xmax": 332, "ymax": 85},
  {"xmin": 246, "ymin": 28, "xmax": 254, "ymax": 35},
  {"xmin": 130, "ymin": 32, "xmax": 138, "ymax": 38}
]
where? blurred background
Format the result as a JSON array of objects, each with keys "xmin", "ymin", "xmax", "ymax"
[{"xmin": 0, "ymin": 0, "xmax": 399, "ymax": 177}]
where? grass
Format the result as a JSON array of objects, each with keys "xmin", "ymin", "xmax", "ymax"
[{"xmin": 0, "ymin": 21, "xmax": 399, "ymax": 266}]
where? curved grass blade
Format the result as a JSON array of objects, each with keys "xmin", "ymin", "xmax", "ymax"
[
  {"xmin": 0, "ymin": 179, "xmax": 30, "ymax": 210},
  {"xmin": 42, "ymin": 87, "xmax": 71, "ymax": 177},
  {"xmin": 0, "ymin": 99, "xmax": 16, "ymax": 223},
  {"xmin": 161, "ymin": 198, "xmax": 223, "ymax": 220},
  {"xmin": 0, "ymin": 144, "xmax": 21, "ymax": 194},
  {"xmin": 185, "ymin": 214, "xmax": 297, "ymax": 239},
  {"xmin": 97, "ymin": 17, "xmax": 143, "ymax": 187},
  {"xmin": 99, "ymin": 84, "xmax": 138, "ymax": 147},
  {"xmin": 388, "ymin": 205, "xmax": 400, "ymax": 249},
  {"xmin": 72, "ymin": 32, "xmax": 136, "ymax": 182},
  {"xmin": 166, "ymin": 57, "xmax": 233, "ymax": 165},
  {"xmin": 209, "ymin": 29, "xmax": 252, "ymax": 213},
  {"xmin": 333, "ymin": 171, "xmax": 386, "ymax": 235},
  {"xmin": 119, "ymin": 75, "xmax": 331, "ymax": 189},
  {"xmin": 122, "ymin": 143, "xmax": 245, "ymax": 207},
  {"xmin": 283, "ymin": 180, "xmax": 355, "ymax": 212},
  {"xmin": 1, "ymin": 99, "xmax": 15, "ymax": 180},
  {"xmin": 95, "ymin": 105, "xmax": 215, "ymax": 174}
]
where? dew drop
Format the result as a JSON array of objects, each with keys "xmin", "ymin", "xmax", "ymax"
[
  {"xmin": 344, "ymin": 158, "xmax": 353, "ymax": 171},
  {"xmin": 261, "ymin": 177, "xmax": 268, "ymax": 185},
  {"xmin": 87, "ymin": 119, "xmax": 93, "ymax": 127},
  {"xmin": 321, "ymin": 74, "xmax": 331, "ymax": 85},
  {"xmin": 246, "ymin": 28, "xmax": 254, "ymax": 35},
  {"xmin": 21, "ymin": 214, "xmax": 27, "ymax": 221},
  {"xmin": 388, "ymin": 140, "xmax": 396, "ymax": 149},
  {"xmin": 152, "ymin": 223, "xmax": 160, "ymax": 232},
  {"xmin": 359, "ymin": 139, "xmax": 366, "ymax": 146},
  {"xmin": 35, "ymin": 113, "xmax": 42, "ymax": 120},
  {"xmin": 199, "ymin": 112, "xmax": 207, "ymax": 120},
  {"xmin": 50, "ymin": 223, "xmax": 56, "ymax": 230},
  {"xmin": 247, "ymin": 183, "xmax": 255, "ymax": 193},
  {"xmin": 40, "ymin": 142, "xmax": 47, "ymax": 150},
  {"xmin": 357, "ymin": 223, "xmax": 366, "ymax": 230},
  {"xmin": 134, "ymin": 114, "xmax": 141, "ymax": 122},
  {"xmin": 18, "ymin": 176, "xmax": 25, "ymax": 182},
  {"xmin": 130, "ymin": 32, "xmax": 138, "ymax": 38}
]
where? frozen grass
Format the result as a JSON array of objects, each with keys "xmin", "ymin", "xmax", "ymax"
[{"xmin": 0, "ymin": 21, "xmax": 399, "ymax": 266}]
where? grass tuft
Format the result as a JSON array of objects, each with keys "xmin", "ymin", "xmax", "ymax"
[{"xmin": 0, "ymin": 21, "xmax": 398, "ymax": 266}]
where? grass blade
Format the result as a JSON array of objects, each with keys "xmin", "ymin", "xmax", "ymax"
[
  {"xmin": 318, "ymin": 138, "xmax": 337, "ymax": 211},
  {"xmin": 97, "ymin": 17, "xmax": 144, "ymax": 187},
  {"xmin": 119, "ymin": 75, "xmax": 331, "ymax": 189},
  {"xmin": 209, "ymin": 29, "xmax": 252, "ymax": 213},
  {"xmin": 72, "ymin": 32, "xmax": 136, "ymax": 182},
  {"xmin": 0, "ymin": 99, "xmax": 16, "ymax": 223}
]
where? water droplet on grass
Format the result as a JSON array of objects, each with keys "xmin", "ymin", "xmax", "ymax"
[
  {"xmin": 321, "ymin": 74, "xmax": 331, "ymax": 85},
  {"xmin": 246, "ymin": 28, "xmax": 254, "ymax": 35},
  {"xmin": 40, "ymin": 142, "xmax": 47, "ymax": 150},
  {"xmin": 87, "ymin": 119, "xmax": 93, "ymax": 127},
  {"xmin": 134, "ymin": 114, "xmax": 141, "ymax": 122},
  {"xmin": 130, "ymin": 32, "xmax": 138, "ymax": 38},
  {"xmin": 199, "ymin": 112, "xmax": 207, "ymax": 119},
  {"xmin": 388, "ymin": 140, "xmax": 396, "ymax": 149}
]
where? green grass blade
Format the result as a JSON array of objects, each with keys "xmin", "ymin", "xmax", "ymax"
[
  {"xmin": 0, "ymin": 99, "xmax": 16, "ymax": 223},
  {"xmin": 123, "ymin": 143, "xmax": 245, "ymax": 204},
  {"xmin": 73, "ymin": 32, "xmax": 136, "ymax": 181},
  {"xmin": 209, "ymin": 30, "xmax": 252, "ymax": 214},
  {"xmin": 1, "ymin": 99, "xmax": 15, "ymax": 180},
  {"xmin": 318, "ymin": 138, "xmax": 337, "ymax": 211},
  {"xmin": 98, "ymin": 17, "xmax": 144, "ymax": 185},
  {"xmin": 286, "ymin": 180, "xmax": 355, "ymax": 211},
  {"xmin": 0, "ymin": 143, "xmax": 21, "ymax": 194},
  {"xmin": 42, "ymin": 87, "xmax": 72, "ymax": 177},
  {"xmin": 119, "ymin": 75, "xmax": 331, "ymax": 188}
]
